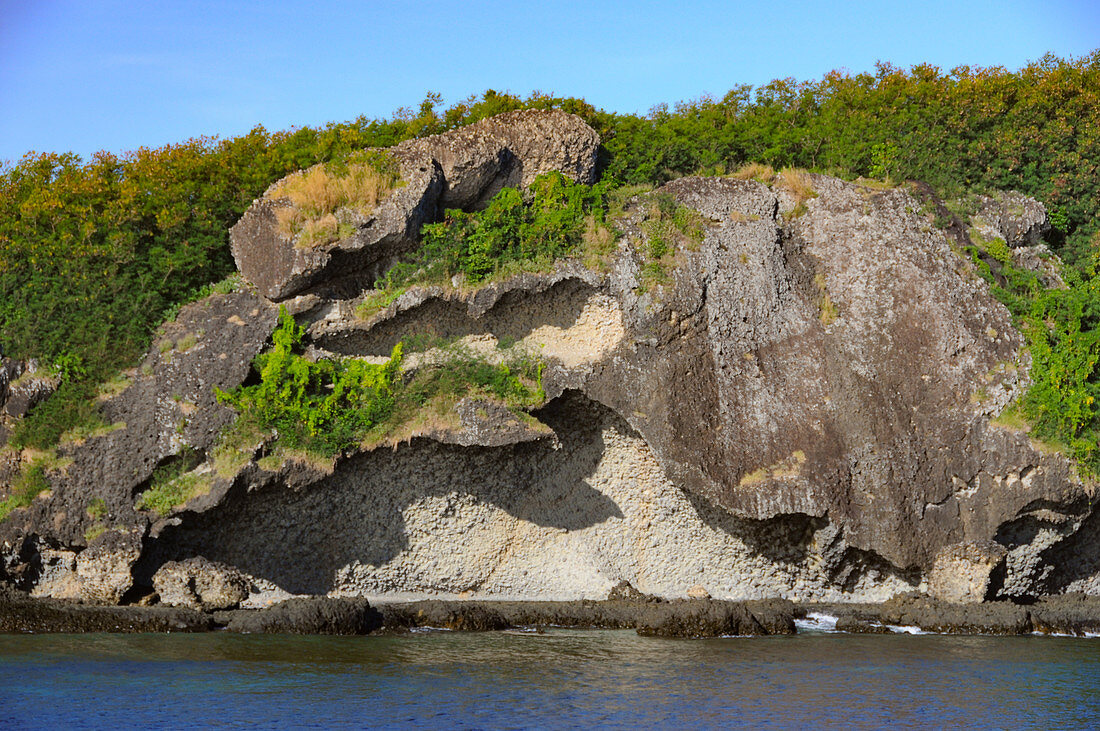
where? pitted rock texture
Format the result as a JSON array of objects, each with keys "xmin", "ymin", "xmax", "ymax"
[
  {"xmin": 0, "ymin": 291, "xmax": 278, "ymax": 550},
  {"xmin": 230, "ymin": 152, "xmax": 443, "ymax": 301},
  {"xmin": 232, "ymin": 110, "xmax": 600, "ymax": 301},
  {"xmin": 153, "ymin": 556, "xmax": 250, "ymax": 611},
  {"xmin": 927, "ymin": 540, "xmax": 1008, "ymax": 603},
  {"xmin": 973, "ymin": 191, "xmax": 1050, "ymax": 248},
  {"xmin": 1, "ymin": 124, "xmax": 1092, "ymax": 608},
  {"xmin": 76, "ymin": 530, "xmax": 143, "ymax": 604}
]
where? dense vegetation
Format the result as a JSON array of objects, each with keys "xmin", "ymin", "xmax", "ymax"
[
  {"xmin": 2, "ymin": 51, "xmax": 1099, "ymax": 468},
  {"xmin": 214, "ymin": 307, "xmax": 544, "ymax": 462}
]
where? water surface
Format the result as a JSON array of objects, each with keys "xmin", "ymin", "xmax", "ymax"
[{"xmin": 2, "ymin": 629, "xmax": 1098, "ymax": 729}]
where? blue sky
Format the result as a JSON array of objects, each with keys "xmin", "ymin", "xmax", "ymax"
[{"xmin": 1, "ymin": 0, "xmax": 1097, "ymax": 163}]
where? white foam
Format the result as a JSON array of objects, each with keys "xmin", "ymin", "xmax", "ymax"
[
  {"xmin": 884, "ymin": 624, "xmax": 926, "ymax": 635},
  {"xmin": 795, "ymin": 612, "xmax": 839, "ymax": 632}
]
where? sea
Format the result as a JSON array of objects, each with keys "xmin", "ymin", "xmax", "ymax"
[{"xmin": 2, "ymin": 618, "xmax": 1099, "ymax": 729}]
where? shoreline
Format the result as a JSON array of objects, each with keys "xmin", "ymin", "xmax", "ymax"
[{"xmin": 4, "ymin": 586, "xmax": 1100, "ymax": 638}]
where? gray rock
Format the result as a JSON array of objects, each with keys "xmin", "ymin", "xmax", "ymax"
[
  {"xmin": 927, "ymin": 540, "xmax": 1008, "ymax": 603},
  {"xmin": 973, "ymin": 191, "xmax": 1050, "ymax": 248},
  {"xmin": 76, "ymin": 530, "xmax": 144, "ymax": 604},
  {"xmin": 153, "ymin": 556, "xmax": 250, "ymax": 611},
  {"xmin": 396, "ymin": 109, "xmax": 600, "ymax": 209},
  {"xmin": 230, "ymin": 151, "xmax": 443, "ymax": 301}
]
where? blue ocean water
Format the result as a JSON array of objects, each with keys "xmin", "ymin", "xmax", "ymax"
[{"xmin": 1, "ymin": 629, "xmax": 1099, "ymax": 729}]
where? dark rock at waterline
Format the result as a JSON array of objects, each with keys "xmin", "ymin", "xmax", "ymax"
[
  {"xmin": 1029, "ymin": 594, "xmax": 1100, "ymax": 636},
  {"xmin": 224, "ymin": 597, "xmax": 383, "ymax": 635},
  {"xmin": 635, "ymin": 599, "xmax": 796, "ymax": 638},
  {"xmin": 834, "ymin": 616, "xmax": 893, "ymax": 634},
  {"xmin": 0, "ymin": 586, "xmax": 212, "ymax": 633},
  {"xmin": 877, "ymin": 594, "xmax": 1031, "ymax": 635}
]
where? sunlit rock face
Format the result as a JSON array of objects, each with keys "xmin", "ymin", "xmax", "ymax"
[{"xmin": 4, "ymin": 111, "xmax": 1094, "ymax": 606}]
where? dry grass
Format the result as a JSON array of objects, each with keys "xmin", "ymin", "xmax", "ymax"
[
  {"xmin": 814, "ymin": 273, "xmax": 838, "ymax": 325},
  {"xmin": 733, "ymin": 163, "xmax": 776, "ymax": 184},
  {"xmin": 580, "ymin": 215, "xmax": 617, "ymax": 270},
  {"xmin": 776, "ymin": 168, "xmax": 817, "ymax": 203},
  {"xmin": 271, "ymin": 155, "xmax": 401, "ymax": 247},
  {"xmin": 739, "ymin": 449, "xmax": 807, "ymax": 487}
]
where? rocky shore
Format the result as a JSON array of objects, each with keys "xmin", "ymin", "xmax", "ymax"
[{"xmin": 5, "ymin": 589, "xmax": 1100, "ymax": 638}]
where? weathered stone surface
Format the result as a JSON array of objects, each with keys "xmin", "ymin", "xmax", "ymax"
[
  {"xmin": 636, "ymin": 599, "xmax": 796, "ymax": 637},
  {"xmin": 927, "ymin": 541, "xmax": 1007, "ymax": 603},
  {"xmin": 972, "ymin": 191, "xmax": 1050, "ymax": 248},
  {"xmin": 153, "ymin": 556, "xmax": 250, "ymax": 611},
  {"xmin": 0, "ymin": 585, "xmax": 213, "ymax": 633},
  {"xmin": 76, "ymin": 531, "xmax": 143, "ymax": 604},
  {"xmin": 225, "ymin": 597, "xmax": 382, "ymax": 634},
  {"xmin": 230, "ymin": 152, "xmax": 443, "ymax": 301},
  {"xmin": 0, "ymin": 291, "xmax": 278, "ymax": 551},
  {"xmin": 232, "ymin": 110, "xmax": 599, "ymax": 302},
  {"xmin": 0, "ymin": 359, "xmax": 58, "ymax": 433},
  {"xmin": 395, "ymin": 109, "xmax": 600, "ymax": 209},
  {"xmin": 29, "ymin": 548, "xmax": 82, "ymax": 600},
  {"xmin": 1011, "ymin": 244, "xmax": 1066, "ymax": 289}
]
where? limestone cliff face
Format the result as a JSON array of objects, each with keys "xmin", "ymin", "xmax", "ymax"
[{"xmin": 1, "ymin": 112, "xmax": 1095, "ymax": 606}]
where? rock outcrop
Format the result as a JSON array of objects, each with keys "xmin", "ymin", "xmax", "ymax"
[
  {"xmin": 2, "ymin": 112, "xmax": 1095, "ymax": 615},
  {"xmin": 230, "ymin": 110, "xmax": 600, "ymax": 302}
]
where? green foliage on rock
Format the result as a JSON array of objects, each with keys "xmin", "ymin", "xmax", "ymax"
[
  {"xmin": 214, "ymin": 308, "xmax": 546, "ymax": 461},
  {"xmin": 385, "ymin": 171, "xmax": 613, "ymax": 288},
  {"xmin": 216, "ymin": 307, "xmax": 403, "ymax": 458},
  {"xmin": 969, "ymin": 238, "xmax": 1100, "ymax": 472}
]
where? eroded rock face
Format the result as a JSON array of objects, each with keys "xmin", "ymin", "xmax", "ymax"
[
  {"xmin": 973, "ymin": 191, "xmax": 1050, "ymax": 248},
  {"xmin": 153, "ymin": 556, "xmax": 250, "ymax": 611},
  {"xmin": 76, "ymin": 531, "xmax": 143, "ymax": 604},
  {"xmin": 231, "ymin": 110, "xmax": 600, "ymax": 302},
  {"xmin": 2, "ymin": 111, "xmax": 1094, "ymax": 608},
  {"xmin": 927, "ymin": 541, "xmax": 1008, "ymax": 603}
]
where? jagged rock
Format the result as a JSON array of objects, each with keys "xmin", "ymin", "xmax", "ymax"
[
  {"xmin": 232, "ymin": 110, "xmax": 599, "ymax": 302},
  {"xmin": 927, "ymin": 541, "xmax": 1008, "ymax": 603},
  {"xmin": 0, "ymin": 585, "xmax": 212, "ymax": 633},
  {"xmin": 395, "ymin": 109, "xmax": 600, "ymax": 209},
  {"xmin": 972, "ymin": 191, "xmax": 1050, "ymax": 248},
  {"xmin": 0, "ymin": 292, "xmax": 278, "ymax": 550},
  {"xmin": 230, "ymin": 151, "xmax": 443, "ymax": 301},
  {"xmin": 1011, "ymin": 244, "xmax": 1066, "ymax": 289},
  {"xmin": 1029, "ymin": 594, "xmax": 1100, "ymax": 636},
  {"xmin": 30, "ymin": 548, "xmax": 82, "ymax": 600},
  {"xmin": 636, "ymin": 599, "xmax": 796, "ymax": 637},
  {"xmin": 0, "ymin": 359, "xmax": 58, "ymax": 421},
  {"xmin": 152, "ymin": 556, "xmax": 250, "ymax": 611},
  {"xmin": 225, "ymin": 597, "xmax": 383, "ymax": 634},
  {"xmin": 76, "ymin": 531, "xmax": 143, "ymax": 604}
]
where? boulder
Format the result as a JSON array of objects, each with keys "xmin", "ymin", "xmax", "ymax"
[
  {"xmin": 879, "ymin": 593, "xmax": 1030, "ymax": 634},
  {"xmin": 29, "ymin": 548, "xmax": 82, "ymax": 600},
  {"xmin": 396, "ymin": 109, "xmax": 600, "ymax": 209},
  {"xmin": 230, "ymin": 151, "xmax": 443, "ymax": 301},
  {"xmin": 152, "ymin": 556, "xmax": 250, "ymax": 611},
  {"xmin": 927, "ymin": 541, "xmax": 1008, "ymax": 603},
  {"xmin": 232, "ymin": 110, "xmax": 600, "ymax": 302},
  {"xmin": 76, "ymin": 531, "xmax": 143, "ymax": 604},
  {"xmin": 1, "ymin": 359, "xmax": 58, "ymax": 420},
  {"xmin": 972, "ymin": 191, "xmax": 1050, "ymax": 248},
  {"xmin": 225, "ymin": 597, "xmax": 383, "ymax": 634}
]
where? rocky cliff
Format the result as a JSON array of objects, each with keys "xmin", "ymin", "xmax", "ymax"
[{"xmin": 1, "ymin": 110, "xmax": 1095, "ymax": 610}]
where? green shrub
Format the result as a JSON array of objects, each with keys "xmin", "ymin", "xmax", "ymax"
[{"xmin": 216, "ymin": 307, "xmax": 403, "ymax": 457}]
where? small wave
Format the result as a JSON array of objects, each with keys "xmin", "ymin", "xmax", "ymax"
[
  {"xmin": 884, "ymin": 624, "xmax": 926, "ymax": 635},
  {"xmin": 794, "ymin": 612, "xmax": 839, "ymax": 632}
]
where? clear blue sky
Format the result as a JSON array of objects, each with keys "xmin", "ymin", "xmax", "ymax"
[{"xmin": 1, "ymin": 0, "xmax": 1097, "ymax": 163}]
